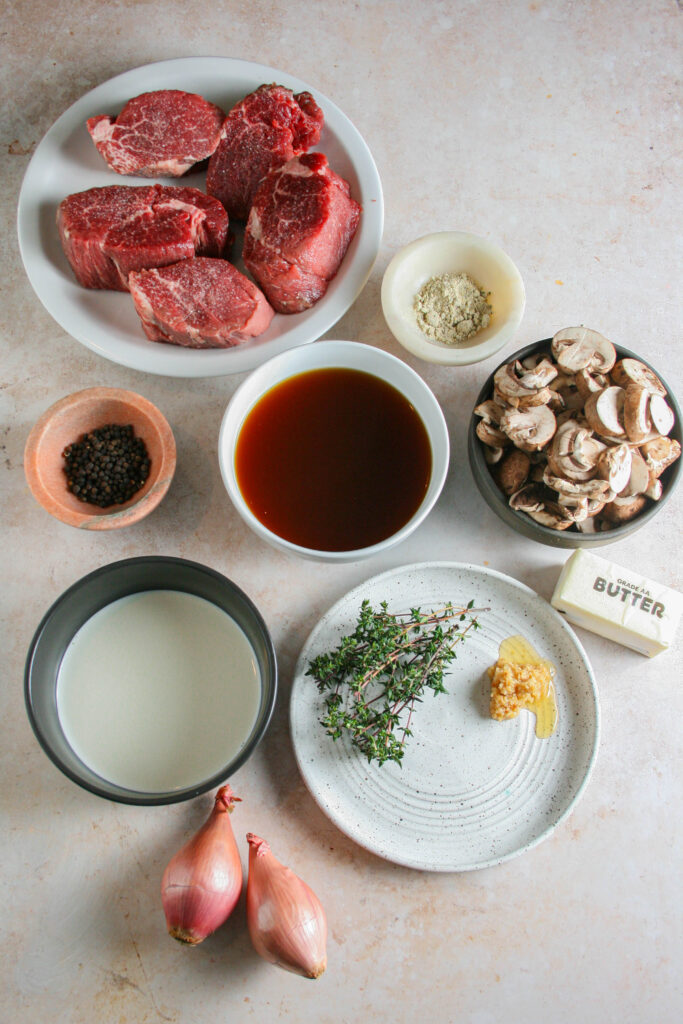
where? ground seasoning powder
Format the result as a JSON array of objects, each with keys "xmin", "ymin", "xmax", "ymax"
[{"xmin": 413, "ymin": 272, "xmax": 492, "ymax": 345}]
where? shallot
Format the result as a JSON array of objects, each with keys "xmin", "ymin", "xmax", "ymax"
[
  {"xmin": 246, "ymin": 833, "xmax": 327, "ymax": 979},
  {"xmin": 161, "ymin": 785, "xmax": 242, "ymax": 944}
]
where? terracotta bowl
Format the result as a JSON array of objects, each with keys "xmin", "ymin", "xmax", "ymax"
[{"xmin": 24, "ymin": 387, "xmax": 176, "ymax": 529}]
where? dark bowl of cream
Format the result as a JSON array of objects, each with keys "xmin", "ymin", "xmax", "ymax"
[{"xmin": 24, "ymin": 557, "xmax": 277, "ymax": 804}]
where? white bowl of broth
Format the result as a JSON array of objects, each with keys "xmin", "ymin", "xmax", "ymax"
[
  {"xmin": 219, "ymin": 340, "xmax": 450, "ymax": 562},
  {"xmin": 24, "ymin": 557, "xmax": 277, "ymax": 804}
]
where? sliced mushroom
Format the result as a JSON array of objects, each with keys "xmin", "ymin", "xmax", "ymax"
[
  {"xmin": 499, "ymin": 405, "xmax": 556, "ymax": 452},
  {"xmin": 577, "ymin": 517, "xmax": 600, "ymax": 534},
  {"xmin": 542, "ymin": 467, "xmax": 614, "ymax": 502},
  {"xmin": 575, "ymin": 368, "xmax": 610, "ymax": 399},
  {"xmin": 596, "ymin": 443, "xmax": 632, "ymax": 494},
  {"xmin": 645, "ymin": 478, "xmax": 663, "ymax": 501},
  {"xmin": 601, "ymin": 494, "xmax": 648, "ymax": 524},
  {"xmin": 495, "ymin": 449, "xmax": 531, "ymax": 496},
  {"xmin": 619, "ymin": 447, "xmax": 650, "ymax": 497},
  {"xmin": 526, "ymin": 506, "xmax": 574, "ymax": 530},
  {"xmin": 549, "ymin": 372, "xmax": 584, "ymax": 413},
  {"xmin": 493, "ymin": 361, "xmax": 556, "ymax": 407},
  {"xmin": 584, "ymin": 386, "xmax": 626, "ymax": 438},
  {"xmin": 509, "ymin": 483, "xmax": 545, "ymax": 513},
  {"xmin": 547, "ymin": 421, "xmax": 606, "ymax": 481},
  {"xmin": 640, "ymin": 436, "xmax": 681, "ymax": 478},
  {"xmin": 611, "ymin": 357, "xmax": 666, "ymax": 396},
  {"xmin": 623, "ymin": 385, "xmax": 652, "ymax": 443},
  {"xmin": 474, "ymin": 399, "xmax": 506, "ymax": 425},
  {"xmin": 551, "ymin": 327, "xmax": 617, "ymax": 375},
  {"xmin": 543, "ymin": 499, "xmax": 588, "ymax": 524},
  {"xmin": 649, "ymin": 394, "xmax": 675, "ymax": 437},
  {"xmin": 476, "ymin": 419, "xmax": 509, "ymax": 449}
]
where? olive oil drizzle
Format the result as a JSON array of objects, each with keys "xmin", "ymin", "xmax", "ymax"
[{"xmin": 498, "ymin": 634, "xmax": 558, "ymax": 739}]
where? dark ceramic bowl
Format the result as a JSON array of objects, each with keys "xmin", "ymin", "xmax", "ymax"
[
  {"xmin": 468, "ymin": 340, "xmax": 682, "ymax": 548},
  {"xmin": 25, "ymin": 557, "xmax": 277, "ymax": 804}
]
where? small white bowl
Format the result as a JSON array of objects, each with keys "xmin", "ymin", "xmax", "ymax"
[
  {"xmin": 381, "ymin": 231, "xmax": 526, "ymax": 365},
  {"xmin": 218, "ymin": 340, "xmax": 450, "ymax": 562}
]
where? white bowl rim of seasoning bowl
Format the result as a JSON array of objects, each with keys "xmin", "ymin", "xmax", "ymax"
[
  {"xmin": 218, "ymin": 339, "xmax": 450, "ymax": 562},
  {"xmin": 381, "ymin": 230, "xmax": 526, "ymax": 366}
]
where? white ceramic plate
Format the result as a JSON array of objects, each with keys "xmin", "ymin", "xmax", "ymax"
[
  {"xmin": 290, "ymin": 562, "xmax": 599, "ymax": 872},
  {"xmin": 17, "ymin": 57, "xmax": 383, "ymax": 378}
]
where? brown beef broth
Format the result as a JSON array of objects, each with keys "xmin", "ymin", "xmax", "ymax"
[{"xmin": 235, "ymin": 368, "xmax": 432, "ymax": 551}]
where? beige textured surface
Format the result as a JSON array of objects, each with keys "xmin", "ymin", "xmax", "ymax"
[{"xmin": 2, "ymin": 2, "xmax": 682, "ymax": 1022}]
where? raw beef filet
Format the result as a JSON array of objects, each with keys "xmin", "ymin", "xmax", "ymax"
[
  {"xmin": 87, "ymin": 90, "xmax": 226, "ymax": 177},
  {"xmin": 242, "ymin": 153, "xmax": 361, "ymax": 313},
  {"xmin": 57, "ymin": 185, "xmax": 230, "ymax": 291},
  {"xmin": 128, "ymin": 258, "xmax": 274, "ymax": 348},
  {"xmin": 206, "ymin": 84, "xmax": 324, "ymax": 220}
]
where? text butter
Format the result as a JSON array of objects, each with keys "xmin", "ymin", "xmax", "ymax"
[{"xmin": 551, "ymin": 549, "xmax": 682, "ymax": 657}]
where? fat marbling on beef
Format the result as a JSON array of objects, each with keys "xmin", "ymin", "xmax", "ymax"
[
  {"xmin": 87, "ymin": 90, "xmax": 226, "ymax": 177},
  {"xmin": 128, "ymin": 257, "xmax": 274, "ymax": 348},
  {"xmin": 57, "ymin": 184, "xmax": 229, "ymax": 290},
  {"xmin": 242, "ymin": 152, "xmax": 361, "ymax": 314},
  {"xmin": 206, "ymin": 84, "xmax": 324, "ymax": 221}
]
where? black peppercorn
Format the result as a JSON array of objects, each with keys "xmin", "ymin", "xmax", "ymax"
[{"xmin": 62, "ymin": 423, "xmax": 151, "ymax": 508}]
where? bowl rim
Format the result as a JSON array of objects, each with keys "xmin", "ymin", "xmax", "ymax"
[
  {"xmin": 23, "ymin": 386, "xmax": 176, "ymax": 530},
  {"xmin": 468, "ymin": 339, "xmax": 682, "ymax": 547},
  {"xmin": 218, "ymin": 339, "xmax": 451, "ymax": 561},
  {"xmin": 381, "ymin": 230, "xmax": 526, "ymax": 366},
  {"xmin": 24, "ymin": 556, "xmax": 278, "ymax": 805}
]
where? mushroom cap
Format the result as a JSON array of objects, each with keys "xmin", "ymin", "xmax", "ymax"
[{"xmin": 623, "ymin": 384, "xmax": 653, "ymax": 443}]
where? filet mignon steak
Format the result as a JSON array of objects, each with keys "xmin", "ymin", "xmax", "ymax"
[
  {"xmin": 87, "ymin": 90, "xmax": 226, "ymax": 177},
  {"xmin": 206, "ymin": 84, "xmax": 324, "ymax": 221},
  {"xmin": 128, "ymin": 258, "xmax": 274, "ymax": 349},
  {"xmin": 57, "ymin": 185, "xmax": 230, "ymax": 290},
  {"xmin": 242, "ymin": 153, "xmax": 361, "ymax": 314}
]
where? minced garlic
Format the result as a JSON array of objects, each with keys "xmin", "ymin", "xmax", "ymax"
[
  {"xmin": 487, "ymin": 659, "xmax": 553, "ymax": 721},
  {"xmin": 413, "ymin": 272, "xmax": 492, "ymax": 345}
]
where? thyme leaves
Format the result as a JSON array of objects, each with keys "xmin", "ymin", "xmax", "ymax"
[{"xmin": 306, "ymin": 599, "xmax": 485, "ymax": 767}]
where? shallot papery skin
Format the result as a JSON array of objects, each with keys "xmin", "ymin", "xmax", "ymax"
[
  {"xmin": 246, "ymin": 832, "xmax": 327, "ymax": 979},
  {"xmin": 161, "ymin": 785, "xmax": 242, "ymax": 944}
]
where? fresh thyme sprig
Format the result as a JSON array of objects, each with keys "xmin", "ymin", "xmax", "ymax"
[{"xmin": 306, "ymin": 599, "xmax": 486, "ymax": 767}]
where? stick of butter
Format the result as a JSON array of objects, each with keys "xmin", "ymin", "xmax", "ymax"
[{"xmin": 551, "ymin": 549, "xmax": 682, "ymax": 657}]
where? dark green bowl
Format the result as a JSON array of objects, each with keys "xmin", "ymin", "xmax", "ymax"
[
  {"xmin": 468, "ymin": 340, "xmax": 682, "ymax": 548},
  {"xmin": 25, "ymin": 557, "xmax": 277, "ymax": 804}
]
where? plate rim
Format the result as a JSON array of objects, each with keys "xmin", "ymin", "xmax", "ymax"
[
  {"xmin": 289, "ymin": 560, "xmax": 601, "ymax": 872},
  {"xmin": 16, "ymin": 55, "xmax": 384, "ymax": 378}
]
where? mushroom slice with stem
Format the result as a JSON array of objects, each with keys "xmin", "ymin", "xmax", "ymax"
[
  {"xmin": 509, "ymin": 483, "xmax": 545, "ymax": 514},
  {"xmin": 542, "ymin": 468, "xmax": 614, "ymax": 503},
  {"xmin": 476, "ymin": 419, "xmax": 509, "ymax": 449},
  {"xmin": 576, "ymin": 368, "xmax": 610, "ymax": 399},
  {"xmin": 547, "ymin": 422, "xmax": 606, "ymax": 481},
  {"xmin": 640, "ymin": 436, "xmax": 681, "ymax": 478},
  {"xmin": 551, "ymin": 327, "xmax": 617, "ymax": 375},
  {"xmin": 611, "ymin": 358, "xmax": 667, "ymax": 396},
  {"xmin": 499, "ymin": 405, "xmax": 556, "ymax": 452},
  {"xmin": 493, "ymin": 360, "xmax": 557, "ymax": 406},
  {"xmin": 474, "ymin": 399, "xmax": 506, "ymax": 425},
  {"xmin": 584, "ymin": 386, "xmax": 626, "ymax": 438},
  {"xmin": 596, "ymin": 443, "xmax": 632, "ymax": 495},
  {"xmin": 526, "ymin": 506, "xmax": 574, "ymax": 530}
]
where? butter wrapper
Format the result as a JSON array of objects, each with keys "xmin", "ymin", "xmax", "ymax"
[{"xmin": 551, "ymin": 549, "xmax": 682, "ymax": 657}]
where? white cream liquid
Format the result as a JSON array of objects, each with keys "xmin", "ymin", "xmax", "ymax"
[{"xmin": 56, "ymin": 590, "xmax": 262, "ymax": 792}]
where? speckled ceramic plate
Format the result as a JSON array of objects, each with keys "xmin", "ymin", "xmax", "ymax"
[
  {"xmin": 290, "ymin": 562, "xmax": 599, "ymax": 872},
  {"xmin": 17, "ymin": 57, "xmax": 383, "ymax": 378}
]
